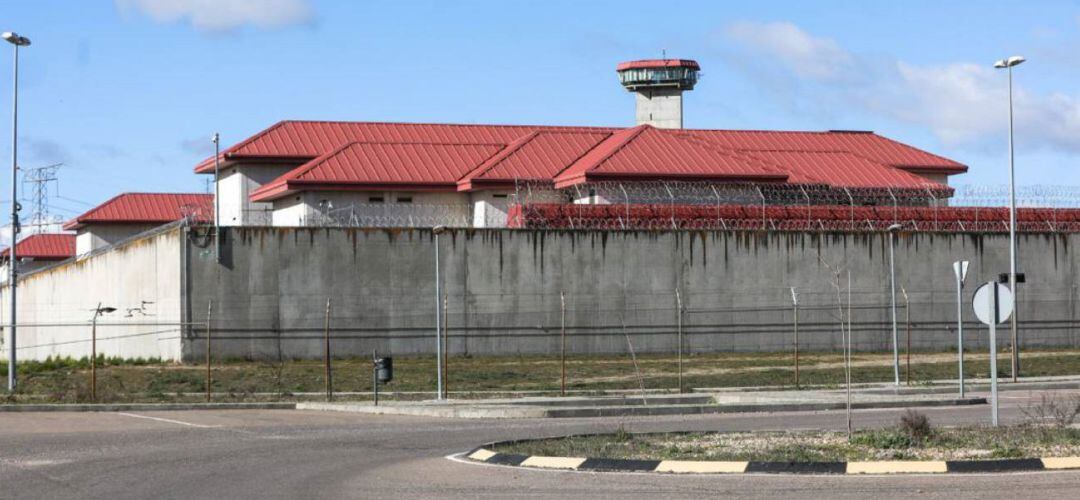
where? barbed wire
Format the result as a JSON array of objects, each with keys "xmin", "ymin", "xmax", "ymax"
[{"xmin": 214, "ymin": 181, "xmax": 1080, "ymax": 231}]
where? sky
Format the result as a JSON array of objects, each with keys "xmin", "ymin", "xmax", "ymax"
[{"xmin": 1, "ymin": 0, "xmax": 1079, "ymax": 231}]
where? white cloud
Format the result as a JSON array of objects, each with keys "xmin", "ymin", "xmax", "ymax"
[
  {"xmin": 116, "ymin": 0, "xmax": 314, "ymax": 33},
  {"xmin": 725, "ymin": 21, "xmax": 854, "ymax": 81},
  {"xmin": 724, "ymin": 21, "xmax": 1080, "ymax": 153}
]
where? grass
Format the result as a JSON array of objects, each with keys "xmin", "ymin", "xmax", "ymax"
[
  {"xmin": 492, "ymin": 425, "xmax": 1080, "ymax": 462},
  {"xmin": 2, "ymin": 348, "xmax": 1080, "ymax": 403}
]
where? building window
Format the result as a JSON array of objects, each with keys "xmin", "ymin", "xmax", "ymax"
[
  {"xmin": 369, "ymin": 196, "xmax": 384, "ymax": 203},
  {"xmin": 492, "ymin": 193, "xmax": 508, "ymax": 199},
  {"xmin": 396, "ymin": 196, "xmax": 413, "ymax": 204}
]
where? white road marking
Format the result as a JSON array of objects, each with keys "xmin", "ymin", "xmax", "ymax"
[{"xmin": 116, "ymin": 412, "xmax": 221, "ymax": 428}]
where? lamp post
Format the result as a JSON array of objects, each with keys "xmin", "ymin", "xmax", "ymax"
[
  {"xmin": 90, "ymin": 303, "xmax": 117, "ymax": 401},
  {"xmin": 211, "ymin": 133, "xmax": 221, "ymax": 262},
  {"xmin": 432, "ymin": 225, "xmax": 446, "ymax": 401},
  {"xmin": 887, "ymin": 223, "xmax": 903, "ymax": 387},
  {"xmin": 3, "ymin": 31, "xmax": 29, "ymax": 393},
  {"xmin": 994, "ymin": 55, "xmax": 1025, "ymax": 382}
]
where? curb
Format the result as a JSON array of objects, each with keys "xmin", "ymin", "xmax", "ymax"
[
  {"xmin": 0, "ymin": 402, "xmax": 296, "ymax": 412},
  {"xmin": 464, "ymin": 448, "xmax": 1080, "ymax": 475},
  {"xmin": 297, "ymin": 397, "xmax": 985, "ymax": 419}
]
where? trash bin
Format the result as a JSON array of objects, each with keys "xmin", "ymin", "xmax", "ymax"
[{"xmin": 375, "ymin": 357, "xmax": 393, "ymax": 384}]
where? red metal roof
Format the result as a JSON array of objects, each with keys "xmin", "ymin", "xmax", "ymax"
[
  {"xmin": 0, "ymin": 233, "xmax": 75, "ymax": 261},
  {"xmin": 251, "ymin": 141, "xmax": 505, "ymax": 201},
  {"xmin": 683, "ymin": 130, "xmax": 966, "ymax": 173},
  {"xmin": 616, "ymin": 59, "xmax": 701, "ymax": 71},
  {"xmin": 744, "ymin": 150, "xmax": 938, "ymax": 189},
  {"xmin": 554, "ymin": 126, "xmax": 788, "ymax": 188},
  {"xmin": 195, "ymin": 120, "xmax": 967, "ymax": 196},
  {"xmin": 457, "ymin": 130, "xmax": 611, "ymax": 190},
  {"xmin": 63, "ymin": 193, "xmax": 214, "ymax": 230},
  {"xmin": 194, "ymin": 120, "xmax": 609, "ymax": 173}
]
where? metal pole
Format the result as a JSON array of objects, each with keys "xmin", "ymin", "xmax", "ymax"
[
  {"xmin": 205, "ymin": 300, "xmax": 212, "ymax": 402},
  {"xmin": 889, "ymin": 231, "xmax": 900, "ymax": 386},
  {"xmin": 792, "ymin": 287, "xmax": 799, "ymax": 389},
  {"xmin": 846, "ymin": 270, "xmax": 853, "ymax": 438},
  {"xmin": 903, "ymin": 287, "xmax": 911, "ymax": 385},
  {"xmin": 442, "ymin": 292, "xmax": 448, "ymax": 399},
  {"xmin": 1006, "ymin": 65, "xmax": 1020, "ymax": 382},
  {"xmin": 675, "ymin": 288, "xmax": 683, "ymax": 394},
  {"xmin": 324, "ymin": 297, "xmax": 332, "ymax": 402},
  {"xmin": 213, "ymin": 133, "xmax": 221, "ymax": 262},
  {"xmin": 957, "ymin": 273, "xmax": 965, "ymax": 398},
  {"xmin": 372, "ymin": 349, "xmax": 379, "ymax": 406},
  {"xmin": 7, "ymin": 43, "xmax": 20, "ymax": 392},
  {"xmin": 990, "ymin": 284, "xmax": 1000, "ymax": 426},
  {"xmin": 91, "ymin": 302, "xmax": 100, "ymax": 402},
  {"xmin": 434, "ymin": 232, "xmax": 442, "ymax": 401},
  {"xmin": 560, "ymin": 291, "xmax": 566, "ymax": 396}
]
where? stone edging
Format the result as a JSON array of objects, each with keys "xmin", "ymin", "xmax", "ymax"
[{"xmin": 465, "ymin": 448, "xmax": 1080, "ymax": 475}]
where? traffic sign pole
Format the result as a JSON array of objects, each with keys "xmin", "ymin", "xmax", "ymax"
[
  {"xmin": 989, "ymin": 284, "xmax": 999, "ymax": 427},
  {"xmin": 953, "ymin": 261, "xmax": 969, "ymax": 398},
  {"xmin": 973, "ymin": 280, "xmax": 1012, "ymax": 427}
]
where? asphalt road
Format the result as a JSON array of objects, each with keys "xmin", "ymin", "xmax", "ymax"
[{"xmin": 2, "ymin": 389, "xmax": 1080, "ymax": 499}]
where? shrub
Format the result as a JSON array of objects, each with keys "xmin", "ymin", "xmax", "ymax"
[
  {"xmin": 1020, "ymin": 393, "xmax": 1080, "ymax": 428},
  {"xmin": 899, "ymin": 409, "xmax": 932, "ymax": 444}
]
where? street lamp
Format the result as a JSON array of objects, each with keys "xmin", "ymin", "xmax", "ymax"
[
  {"xmin": 432, "ymin": 225, "xmax": 446, "ymax": 401},
  {"xmin": 994, "ymin": 55, "xmax": 1024, "ymax": 382},
  {"xmin": 3, "ymin": 30, "xmax": 29, "ymax": 393},
  {"xmin": 90, "ymin": 303, "xmax": 117, "ymax": 401},
  {"xmin": 211, "ymin": 133, "xmax": 222, "ymax": 262},
  {"xmin": 887, "ymin": 223, "xmax": 903, "ymax": 387}
]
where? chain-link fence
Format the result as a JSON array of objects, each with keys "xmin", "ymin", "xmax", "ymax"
[{"xmin": 6, "ymin": 285, "xmax": 1080, "ymax": 403}]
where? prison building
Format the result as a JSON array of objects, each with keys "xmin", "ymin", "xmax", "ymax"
[
  {"xmin": 195, "ymin": 59, "xmax": 966, "ymax": 229},
  {"xmin": 63, "ymin": 192, "xmax": 213, "ymax": 255}
]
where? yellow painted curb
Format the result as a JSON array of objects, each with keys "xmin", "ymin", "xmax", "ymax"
[
  {"xmin": 469, "ymin": 449, "xmax": 496, "ymax": 461},
  {"xmin": 1041, "ymin": 457, "xmax": 1080, "ymax": 470},
  {"xmin": 847, "ymin": 461, "xmax": 947, "ymax": 474},
  {"xmin": 520, "ymin": 456, "xmax": 587, "ymax": 470},
  {"xmin": 655, "ymin": 460, "xmax": 748, "ymax": 474}
]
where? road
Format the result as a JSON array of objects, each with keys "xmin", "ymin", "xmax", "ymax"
[{"xmin": 2, "ymin": 390, "xmax": 1079, "ymax": 499}]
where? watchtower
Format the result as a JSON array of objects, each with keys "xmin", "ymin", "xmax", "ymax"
[{"xmin": 616, "ymin": 59, "xmax": 700, "ymax": 129}]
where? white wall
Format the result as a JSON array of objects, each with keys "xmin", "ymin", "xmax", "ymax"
[
  {"xmin": 76, "ymin": 223, "xmax": 164, "ymax": 255},
  {"xmin": 270, "ymin": 190, "xmax": 472, "ymax": 227},
  {"xmin": 0, "ymin": 227, "xmax": 184, "ymax": 361},
  {"xmin": 217, "ymin": 164, "xmax": 299, "ymax": 227}
]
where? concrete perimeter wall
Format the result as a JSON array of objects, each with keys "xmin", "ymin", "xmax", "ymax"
[
  {"xmin": 0, "ymin": 226, "xmax": 184, "ymax": 362},
  {"xmin": 184, "ymin": 227, "xmax": 1080, "ymax": 361}
]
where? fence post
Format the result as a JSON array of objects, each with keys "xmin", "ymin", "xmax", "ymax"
[
  {"xmin": 324, "ymin": 297, "xmax": 332, "ymax": 402},
  {"xmin": 791, "ymin": 287, "xmax": 799, "ymax": 389},
  {"xmin": 91, "ymin": 301, "xmax": 100, "ymax": 402},
  {"xmin": 560, "ymin": 291, "xmax": 567, "ymax": 396},
  {"xmin": 205, "ymin": 300, "xmax": 213, "ymax": 402},
  {"xmin": 902, "ymin": 287, "xmax": 911, "ymax": 385},
  {"xmin": 675, "ymin": 288, "xmax": 684, "ymax": 394},
  {"xmin": 442, "ymin": 292, "xmax": 448, "ymax": 399}
]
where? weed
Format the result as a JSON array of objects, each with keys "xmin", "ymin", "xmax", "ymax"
[
  {"xmin": 1020, "ymin": 393, "xmax": 1080, "ymax": 428},
  {"xmin": 899, "ymin": 409, "xmax": 932, "ymax": 444}
]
